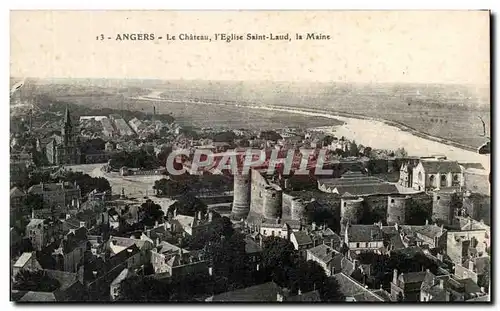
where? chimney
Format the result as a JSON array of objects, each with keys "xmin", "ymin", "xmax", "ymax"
[
  {"xmin": 353, "ymin": 259, "xmax": 359, "ymax": 269},
  {"xmin": 208, "ymin": 211, "xmax": 213, "ymax": 222},
  {"xmin": 480, "ymin": 287, "xmax": 485, "ymax": 293},
  {"xmin": 156, "ymin": 237, "xmax": 160, "ymax": 246},
  {"xmin": 440, "ymin": 224, "xmax": 444, "ymax": 234},
  {"xmin": 197, "ymin": 211, "xmax": 202, "ymax": 221},
  {"xmin": 155, "ymin": 221, "xmax": 159, "ymax": 228},
  {"xmin": 469, "ymin": 260, "xmax": 474, "ymax": 271},
  {"xmin": 394, "ymin": 223, "xmax": 399, "ymax": 231},
  {"xmin": 31, "ymin": 209, "xmax": 35, "ymax": 219},
  {"xmin": 439, "ymin": 279, "xmax": 444, "ymax": 289},
  {"xmin": 298, "ymin": 289, "xmax": 302, "ymax": 296},
  {"xmin": 79, "ymin": 221, "xmax": 85, "ymax": 228},
  {"xmin": 312, "ymin": 222, "xmax": 317, "ymax": 231},
  {"xmin": 173, "ymin": 208, "xmax": 177, "ymax": 218},
  {"xmin": 393, "ymin": 269, "xmax": 398, "ymax": 284},
  {"xmin": 425, "ymin": 219, "xmax": 429, "ymax": 225}
]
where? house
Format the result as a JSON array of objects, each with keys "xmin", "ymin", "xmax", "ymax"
[
  {"xmin": 10, "ymin": 187, "xmax": 26, "ymax": 214},
  {"xmin": 400, "ymin": 223, "xmax": 447, "ymax": 250},
  {"xmin": 205, "ymin": 282, "xmax": 320, "ymax": 302},
  {"xmin": 259, "ymin": 219, "xmax": 301, "ymax": 239},
  {"xmin": 170, "ymin": 210, "xmax": 215, "ymax": 240},
  {"xmin": 306, "ymin": 244, "xmax": 342, "ymax": 276},
  {"xmin": 244, "ymin": 237, "xmax": 263, "ymax": 271},
  {"xmin": 150, "ymin": 246, "xmax": 208, "ymax": 279},
  {"xmin": 105, "ymin": 236, "xmax": 153, "ymax": 266},
  {"xmin": 333, "ymin": 273, "xmax": 386, "ymax": 302},
  {"xmin": 344, "ymin": 224, "xmax": 384, "ymax": 254},
  {"xmin": 12, "ymin": 252, "xmax": 42, "ymax": 277},
  {"xmin": 14, "ymin": 269, "xmax": 85, "ymax": 302},
  {"xmin": 27, "ymin": 182, "xmax": 81, "ymax": 212},
  {"xmin": 52, "ymin": 227, "xmax": 88, "ymax": 273},
  {"xmin": 412, "ymin": 159, "xmax": 462, "ymax": 191},
  {"xmin": 290, "ymin": 231, "xmax": 314, "ymax": 255},
  {"xmin": 84, "ymin": 244, "xmax": 142, "ymax": 300},
  {"xmin": 454, "ymin": 256, "xmax": 490, "ymax": 288},
  {"xmin": 26, "ymin": 218, "xmax": 63, "ymax": 251},
  {"xmin": 310, "ymin": 227, "xmax": 343, "ymax": 251},
  {"xmin": 446, "ymin": 230, "xmax": 490, "ymax": 266},
  {"xmin": 110, "ymin": 268, "xmax": 136, "ymax": 301},
  {"xmin": 420, "ymin": 270, "xmax": 485, "ymax": 302},
  {"xmin": 390, "ymin": 269, "xmax": 427, "ymax": 301}
]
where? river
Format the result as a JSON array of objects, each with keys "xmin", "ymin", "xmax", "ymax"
[{"xmin": 131, "ymin": 93, "xmax": 490, "ymax": 171}]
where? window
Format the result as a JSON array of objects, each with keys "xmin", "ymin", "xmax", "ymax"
[
  {"xmin": 440, "ymin": 175, "xmax": 447, "ymax": 187},
  {"xmin": 356, "ymin": 243, "xmax": 360, "ymax": 248},
  {"xmin": 418, "ymin": 172, "xmax": 423, "ymax": 181},
  {"xmin": 390, "ymin": 199, "xmax": 395, "ymax": 204},
  {"xmin": 263, "ymin": 230, "xmax": 267, "ymax": 235},
  {"xmin": 429, "ymin": 175, "xmax": 435, "ymax": 185}
]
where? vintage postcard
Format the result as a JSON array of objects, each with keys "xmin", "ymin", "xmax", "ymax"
[{"xmin": 9, "ymin": 10, "xmax": 491, "ymax": 303}]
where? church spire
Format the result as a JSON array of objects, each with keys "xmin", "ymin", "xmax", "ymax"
[{"xmin": 64, "ymin": 105, "xmax": 72, "ymax": 127}]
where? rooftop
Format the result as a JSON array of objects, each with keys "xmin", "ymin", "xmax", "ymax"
[{"xmin": 347, "ymin": 225, "xmax": 384, "ymax": 242}]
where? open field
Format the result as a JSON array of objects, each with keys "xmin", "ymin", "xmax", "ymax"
[{"xmin": 65, "ymin": 163, "xmax": 163, "ymax": 197}]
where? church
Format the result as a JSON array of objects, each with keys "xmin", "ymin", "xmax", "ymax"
[{"xmin": 45, "ymin": 107, "xmax": 81, "ymax": 165}]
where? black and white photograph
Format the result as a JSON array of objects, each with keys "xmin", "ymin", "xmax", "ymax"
[{"xmin": 9, "ymin": 10, "xmax": 491, "ymax": 303}]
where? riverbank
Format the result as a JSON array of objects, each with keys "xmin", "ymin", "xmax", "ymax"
[{"xmin": 131, "ymin": 94, "xmax": 490, "ymax": 171}]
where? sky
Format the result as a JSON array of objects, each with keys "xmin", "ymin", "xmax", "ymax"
[{"xmin": 10, "ymin": 10, "xmax": 490, "ymax": 85}]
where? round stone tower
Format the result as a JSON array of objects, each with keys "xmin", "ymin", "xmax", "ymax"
[
  {"xmin": 340, "ymin": 197, "xmax": 364, "ymax": 225},
  {"xmin": 291, "ymin": 197, "xmax": 306, "ymax": 221},
  {"xmin": 387, "ymin": 195, "xmax": 410, "ymax": 225},
  {"xmin": 231, "ymin": 173, "xmax": 251, "ymax": 220},
  {"xmin": 263, "ymin": 186, "xmax": 283, "ymax": 219},
  {"xmin": 432, "ymin": 189, "xmax": 458, "ymax": 225}
]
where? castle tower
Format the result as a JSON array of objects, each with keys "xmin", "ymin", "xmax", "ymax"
[
  {"xmin": 340, "ymin": 197, "xmax": 364, "ymax": 225},
  {"xmin": 387, "ymin": 196, "xmax": 410, "ymax": 225},
  {"xmin": 263, "ymin": 186, "xmax": 283, "ymax": 220},
  {"xmin": 432, "ymin": 189, "xmax": 460, "ymax": 225},
  {"xmin": 231, "ymin": 173, "xmax": 251, "ymax": 220}
]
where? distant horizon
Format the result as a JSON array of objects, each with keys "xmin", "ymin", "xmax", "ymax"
[{"xmin": 10, "ymin": 76, "xmax": 491, "ymax": 88}]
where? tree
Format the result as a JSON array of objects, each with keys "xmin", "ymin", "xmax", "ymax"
[
  {"xmin": 156, "ymin": 146, "xmax": 173, "ymax": 165},
  {"xmin": 322, "ymin": 135, "xmax": 334, "ymax": 146},
  {"xmin": 140, "ymin": 199, "xmax": 164, "ymax": 227},
  {"xmin": 260, "ymin": 130, "xmax": 282, "ymax": 142},
  {"xmin": 189, "ymin": 215, "xmax": 230, "ymax": 250},
  {"xmin": 168, "ymin": 193, "xmax": 207, "ymax": 217},
  {"xmin": 363, "ymin": 146, "xmax": 373, "ymax": 158},
  {"xmin": 262, "ymin": 237, "xmax": 296, "ymax": 277},
  {"xmin": 60, "ymin": 171, "xmax": 111, "ymax": 197},
  {"xmin": 206, "ymin": 232, "xmax": 251, "ymax": 289},
  {"xmin": 153, "ymin": 178, "xmax": 189, "ymax": 197},
  {"xmin": 13, "ymin": 270, "xmax": 60, "ymax": 292},
  {"xmin": 349, "ymin": 141, "xmax": 359, "ymax": 157},
  {"xmin": 24, "ymin": 193, "xmax": 45, "ymax": 210},
  {"xmin": 394, "ymin": 147, "xmax": 408, "ymax": 158}
]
